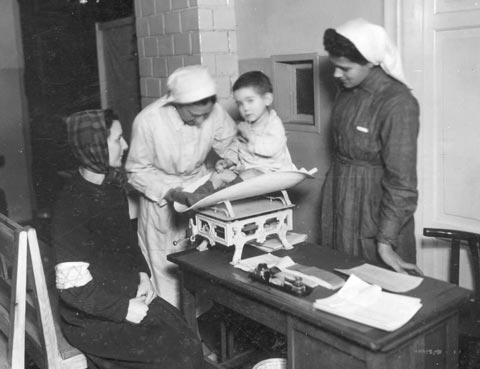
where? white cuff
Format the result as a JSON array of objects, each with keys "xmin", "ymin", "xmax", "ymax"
[{"xmin": 55, "ymin": 262, "xmax": 93, "ymax": 289}]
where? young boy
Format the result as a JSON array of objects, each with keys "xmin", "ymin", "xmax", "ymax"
[
  {"xmin": 168, "ymin": 71, "xmax": 295, "ymax": 207},
  {"xmin": 219, "ymin": 70, "xmax": 295, "ymax": 174}
]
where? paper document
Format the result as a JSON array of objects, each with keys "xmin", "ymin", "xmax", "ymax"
[
  {"xmin": 234, "ymin": 253, "xmax": 287, "ymax": 273},
  {"xmin": 287, "ymin": 265, "xmax": 345, "ymax": 290},
  {"xmin": 248, "ymin": 232, "xmax": 307, "ymax": 252},
  {"xmin": 313, "ymin": 275, "xmax": 422, "ymax": 331},
  {"xmin": 335, "ymin": 263, "xmax": 423, "ymax": 293},
  {"xmin": 235, "ymin": 255, "xmax": 344, "ymax": 290}
]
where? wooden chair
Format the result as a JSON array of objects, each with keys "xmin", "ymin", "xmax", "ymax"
[
  {"xmin": 0, "ymin": 213, "xmax": 87, "ymax": 369},
  {"xmin": 423, "ymin": 228, "xmax": 480, "ymax": 369}
]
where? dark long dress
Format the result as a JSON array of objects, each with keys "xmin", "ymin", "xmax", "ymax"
[
  {"xmin": 320, "ymin": 67, "xmax": 419, "ymax": 264},
  {"xmin": 52, "ymin": 172, "xmax": 203, "ymax": 369}
]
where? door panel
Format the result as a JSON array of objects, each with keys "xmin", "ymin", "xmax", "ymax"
[
  {"xmin": 387, "ymin": 0, "xmax": 480, "ymax": 288},
  {"xmin": 96, "ymin": 17, "xmax": 140, "ymax": 141},
  {"xmin": 437, "ymin": 28, "xmax": 480, "ymax": 226},
  {"xmin": 434, "ymin": 0, "xmax": 480, "ymax": 13}
]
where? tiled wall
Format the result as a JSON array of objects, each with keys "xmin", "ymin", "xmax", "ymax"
[{"xmin": 135, "ymin": 0, "xmax": 238, "ymax": 107}]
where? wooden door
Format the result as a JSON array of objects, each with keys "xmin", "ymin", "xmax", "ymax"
[
  {"xmin": 96, "ymin": 17, "xmax": 140, "ymax": 141},
  {"xmin": 386, "ymin": 0, "xmax": 480, "ymax": 288}
]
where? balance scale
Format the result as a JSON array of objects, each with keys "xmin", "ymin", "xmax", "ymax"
[
  {"xmin": 175, "ymin": 168, "xmax": 318, "ymax": 264},
  {"xmin": 189, "ymin": 190, "xmax": 295, "ymax": 264}
]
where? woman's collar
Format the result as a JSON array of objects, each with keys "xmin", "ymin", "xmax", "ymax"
[
  {"xmin": 79, "ymin": 167, "xmax": 105, "ymax": 185},
  {"xmin": 358, "ymin": 67, "xmax": 390, "ymax": 94}
]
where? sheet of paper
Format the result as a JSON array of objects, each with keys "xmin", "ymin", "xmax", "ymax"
[
  {"xmin": 288, "ymin": 265, "xmax": 345, "ymax": 290},
  {"xmin": 248, "ymin": 232, "xmax": 307, "ymax": 252},
  {"xmin": 313, "ymin": 275, "xmax": 422, "ymax": 331},
  {"xmin": 335, "ymin": 263, "xmax": 423, "ymax": 293}
]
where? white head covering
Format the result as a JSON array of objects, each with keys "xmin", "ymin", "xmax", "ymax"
[
  {"xmin": 336, "ymin": 18, "xmax": 407, "ymax": 86},
  {"xmin": 166, "ymin": 65, "xmax": 216, "ymax": 104}
]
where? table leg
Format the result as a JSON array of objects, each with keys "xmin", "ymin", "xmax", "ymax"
[
  {"xmin": 179, "ymin": 271, "xmax": 198, "ymax": 333},
  {"xmin": 286, "ymin": 316, "xmax": 294, "ymax": 369},
  {"xmin": 220, "ymin": 321, "xmax": 227, "ymax": 362},
  {"xmin": 445, "ymin": 314, "xmax": 459, "ymax": 369}
]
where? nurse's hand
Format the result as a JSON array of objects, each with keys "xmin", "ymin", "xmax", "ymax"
[
  {"xmin": 126, "ymin": 296, "xmax": 148, "ymax": 324},
  {"xmin": 377, "ymin": 242, "xmax": 424, "ymax": 276},
  {"xmin": 215, "ymin": 158, "xmax": 235, "ymax": 172},
  {"xmin": 136, "ymin": 272, "xmax": 156, "ymax": 305}
]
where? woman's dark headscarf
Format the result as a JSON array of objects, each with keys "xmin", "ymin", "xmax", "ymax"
[
  {"xmin": 66, "ymin": 109, "xmax": 129, "ymax": 189},
  {"xmin": 67, "ymin": 109, "xmax": 110, "ymax": 174}
]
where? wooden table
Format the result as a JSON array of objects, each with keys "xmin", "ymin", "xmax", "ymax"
[{"xmin": 168, "ymin": 243, "xmax": 471, "ymax": 369}]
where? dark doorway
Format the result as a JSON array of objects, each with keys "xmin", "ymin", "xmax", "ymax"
[{"xmin": 18, "ymin": 0, "xmax": 135, "ymax": 213}]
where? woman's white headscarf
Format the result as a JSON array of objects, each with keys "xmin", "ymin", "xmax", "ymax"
[
  {"xmin": 336, "ymin": 18, "xmax": 407, "ymax": 86},
  {"xmin": 165, "ymin": 65, "xmax": 217, "ymax": 104}
]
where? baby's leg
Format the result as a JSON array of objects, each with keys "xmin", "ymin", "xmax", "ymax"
[
  {"xmin": 170, "ymin": 170, "xmax": 238, "ymax": 207},
  {"xmin": 168, "ymin": 181, "xmax": 215, "ymax": 206}
]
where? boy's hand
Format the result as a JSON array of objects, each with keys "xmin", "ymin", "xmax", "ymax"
[{"xmin": 215, "ymin": 159, "xmax": 235, "ymax": 173}]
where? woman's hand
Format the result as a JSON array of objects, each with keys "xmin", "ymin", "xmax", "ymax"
[
  {"xmin": 126, "ymin": 296, "xmax": 149, "ymax": 324},
  {"xmin": 136, "ymin": 272, "xmax": 156, "ymax": 305},
  {"xmin": 377, "ymin": 242, "xmax": 424, "ymax": 276}
]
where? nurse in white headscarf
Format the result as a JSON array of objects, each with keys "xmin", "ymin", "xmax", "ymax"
[
  {"xmin": 320, "ymin": 19, "xmax": 423, "ymax": 275},
  {"xmin": 126, "ymin": 65, "xmax": 236, "ymax": 307}
]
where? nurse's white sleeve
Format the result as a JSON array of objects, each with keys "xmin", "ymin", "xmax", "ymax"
[
  {"xmin": 126, "ymin": 116, "xmax": 170, "ymax": 203},
  {"xmin": 211, "ymin": 105, "xmax": 238, "ymax": 161}
]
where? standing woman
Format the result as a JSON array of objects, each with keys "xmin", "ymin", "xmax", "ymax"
[
  {"xmin": 52, "ymin": 109, "xmax": 203, "ymax": 369},
  {"xmin": 126, "ymin": 65, "xmax": 236, "ymax": 307},
  {"xmin": 320, "ymin": 18, "xmax": 423, "ymax": 274}
]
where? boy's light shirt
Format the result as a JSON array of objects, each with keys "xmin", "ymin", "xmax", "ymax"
[{"xmin": 234, "ymin": 109, "xmax": 296, "ymax": 172}]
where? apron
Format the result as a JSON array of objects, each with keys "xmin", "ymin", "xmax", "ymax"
[{"xmin": 137, "ymin": 168, "xmax": 208, "ymax": 307}]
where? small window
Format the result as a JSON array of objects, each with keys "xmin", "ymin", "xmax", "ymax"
[{"xmin": 272, "ymin": 53, "xmax": 320, "ymax": 133}]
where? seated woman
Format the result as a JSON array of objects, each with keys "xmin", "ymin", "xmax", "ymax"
[{"xmin": 52, "ymin": 109, "xmax": 203, "ymax": 369}]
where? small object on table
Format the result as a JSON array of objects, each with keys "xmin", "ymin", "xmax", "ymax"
[{"xmin": 250, "ymin": 263, "xmax": 312, "ymax": 297}]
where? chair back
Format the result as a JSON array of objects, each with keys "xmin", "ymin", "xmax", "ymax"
[
  {"xmin": 0, "ymin": 213, "xmax": 87, "ymax": 369},
  {"xmin": 423, "ymin": 228, "xmax": 480, "ymax": 301}
]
